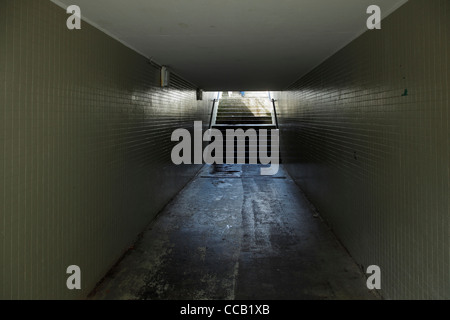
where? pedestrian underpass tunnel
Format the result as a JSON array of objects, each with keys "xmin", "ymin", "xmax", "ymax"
[{"xmin": 1, "ymin": 0, "xmax": 449, "ymax": 300}]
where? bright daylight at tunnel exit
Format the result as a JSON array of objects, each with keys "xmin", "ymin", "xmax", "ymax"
[
  {"xmin": 170, "ymin": 91, "xmax": 280, "ymax": 176},
  {"xmin": 1, "ymin": 0, "xmax": 449, "ymax": 311}
]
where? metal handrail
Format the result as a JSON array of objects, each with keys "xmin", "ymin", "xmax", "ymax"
[
  {"xmin": 271, "ymin": 99, "xmax": 279, "ymax": 129},
  {"xmin": 209, "ymin": 99, "xmax": 218, "ymax": 129}
]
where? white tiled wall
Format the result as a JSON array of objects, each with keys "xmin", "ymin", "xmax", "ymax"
[
  {"xmin": 275, "ymin": 0, "xmax": 449, "ymax": 299},
  {"xmin": 0, "ymin": 0, "xmax": 214, "ymax": 299}
]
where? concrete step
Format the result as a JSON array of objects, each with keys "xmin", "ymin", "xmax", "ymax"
[
  {"xmin": 212, "ymin": 124, "xmax": 277, "ymax": 130},
  {"xmin": 216, "ymin": 113, "xmax": 271, "ymax": 117},
  {"xmin": 216, "ymin": 116, "xmax": 273, "ymax": 121},
  {"xmin": 218, "ymin": 98, "xmax": 271, "ymax": 104},
  {"xmin": 218, "ymin": 107, "xmax": 271, "ymax": 111},
  {"xmin": 217, "ymin": 113, "xmax": 272, "ymax": 117},
  {"xmin": 215, "ymin": 120, "xmax": 274, "ymax": 125},
  {"xmin": 208, "ymin": 123, "xmax": 280, "ymax": 164},
  {"xmin": 217, "ymin": 111, "xmax": 271, "ymax": 115}
]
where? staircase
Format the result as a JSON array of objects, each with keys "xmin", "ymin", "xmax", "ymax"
[
  {"xmin": 210, "ymin": 92, "xmax": 279, "ymax": 164},
  {"xmin": 215, "ymin": 93, "xmax": 273, "ymax": 125}
]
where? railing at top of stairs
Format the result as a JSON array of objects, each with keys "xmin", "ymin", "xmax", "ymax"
[
  {"xmin": 209, "ymin": 98, "xmax": 218, "ymax": 129},
  {"xmin": 271, "ymin": 99, "xmax": 279, "ymax": 129}
]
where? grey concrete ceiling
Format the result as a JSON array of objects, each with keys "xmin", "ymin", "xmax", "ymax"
[{"xmin": 52, "ymin": 0, "xmax": 407, "ymax": 91}]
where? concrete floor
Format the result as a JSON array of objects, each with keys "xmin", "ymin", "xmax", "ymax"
[{"xmin": 89, "ymin": 164, "xmax": 379, "ymax": 300}]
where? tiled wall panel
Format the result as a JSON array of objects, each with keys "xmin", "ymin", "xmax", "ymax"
[
  {"xmin": 275, "ymin": 0, "xmax": 449, "ymax": 299},
  {"xmin": 0, "ymin": 0, "xmax": 214, "ymax": 299}
]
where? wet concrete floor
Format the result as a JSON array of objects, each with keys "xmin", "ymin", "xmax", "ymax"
[{"xmin": 90, "ymin": 164, "xmax": 378, "ymax": 300}]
